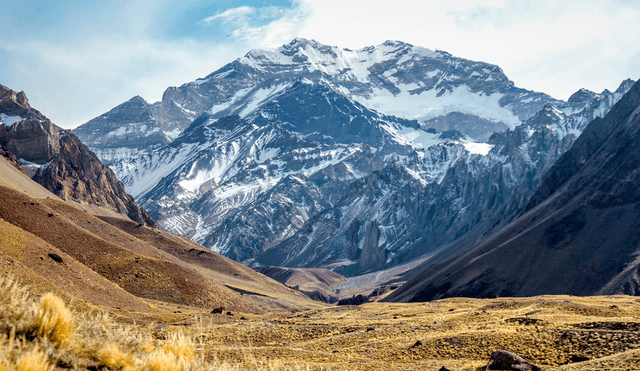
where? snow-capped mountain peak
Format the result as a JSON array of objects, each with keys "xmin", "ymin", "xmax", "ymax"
[{"xmin": 73, "ymin": 39, "xmax": 634, "ymax": 277}]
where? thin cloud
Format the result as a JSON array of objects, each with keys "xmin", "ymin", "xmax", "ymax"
[
  {"xmin": 199, "ymin": 3, "xmax": 312, "ymax": 47},
  {"xmin": 199, "ymin": 6, "xmax": 256, "ymax": 25}
]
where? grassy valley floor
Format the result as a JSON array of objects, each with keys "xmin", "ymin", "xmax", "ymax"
[
  {"xmin": 3, "ymin": 274, "xmax": 640, "ymax": 370},
  {"xmin": 149, "ymin": 295, "xmax": 640, "ymax": 370}
]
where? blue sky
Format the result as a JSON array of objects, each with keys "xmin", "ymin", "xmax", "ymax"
[{"xmin": 1, "ymin": 0, "xmax": 639, "ymax": 128}]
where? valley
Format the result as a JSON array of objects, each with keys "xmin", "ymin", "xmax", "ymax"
[{"xmin": 2, "ymin": 29, "xmax": 640, "ymax": 370}]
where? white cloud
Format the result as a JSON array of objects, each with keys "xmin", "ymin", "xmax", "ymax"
[
  {"xmin": 1, "ymin": 0, "xmax": 638, "ymax": 129},
  {"xmin": 200, "ymin": 6, "xmax": 256, "ymax": 24},
  {"xmin": 199, "ymin": 3, "xmax": 312, "ymax": 47}
]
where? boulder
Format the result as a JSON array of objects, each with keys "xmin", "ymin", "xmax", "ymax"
[{"xmin": 485, "ymin": 350, "xmax": 541, "ymax": 371}]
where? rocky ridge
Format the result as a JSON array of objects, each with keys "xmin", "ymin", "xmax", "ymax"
[
  {"xmin": 76, "ymin": 38, "xmax": 560, "ymax": 165},
  {"xmin": 385, "ymin": 79, "xmax": 640, "ymax": 301},
  {"xmin": 0, "ymin": 83, "xmax": 155, "ymax": 227}
]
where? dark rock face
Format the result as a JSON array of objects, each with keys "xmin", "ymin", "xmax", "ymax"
[
  {"xmin": 422, "ymin": 112, "xmax": 509, "ymax": 142},
  {"xmin": 384, "ymin": 79, "xmax": 640, "ymax": 302},
  {"xmin": 337, "ymin": 294, "xmax": 369, "ymax": 306},
  {"xmin": 0, "ymin": 145, "xmax": 24, "ymax": 173},
  {"xmin": 485, "ymin": 350, "xmax": 541, "ymax": 371},
  {"xmin": 0, "ymin": 84, "xmax": 155, "ymax": 227}
]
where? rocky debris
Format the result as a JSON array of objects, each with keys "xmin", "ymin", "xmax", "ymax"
[
  {"xmin": 576, "ymin": 322, "xmax": 640, "ymax": 331},
  {"xmin": 569, "ymin": 355, "xmax": 589, "ymax": 363},
  {"xmin": 505, "ymin": 317, "xmax": 546, "ymax": 326},
  {"xmin": 483, "ymin": 350, "xmax": 541, "ymax": 371}
]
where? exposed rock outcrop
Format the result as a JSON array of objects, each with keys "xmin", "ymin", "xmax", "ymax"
[
  {"xmin": 483, "ymin": 350, "xmax": 541, "ymax": 371},
  {"xmin": 0, "ymin": 84, "xmax": 155, "ymax": 227}
]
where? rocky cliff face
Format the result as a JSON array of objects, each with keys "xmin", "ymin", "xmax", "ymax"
[
  {"xmin": 257, "ymin": 80, "xmax": 633, "ymax": 275},
  {"xmin": 385, "ymin": 79, "xmax": 640, "ymax": 301},
  {"xmin": 0, "ymin": 83, "xmax": 155, "ymax": 227}
]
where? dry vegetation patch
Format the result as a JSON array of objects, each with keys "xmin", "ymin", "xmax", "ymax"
[{"xmin": 2, "ymin": 275, "xmax": 640, "ymax": 370}]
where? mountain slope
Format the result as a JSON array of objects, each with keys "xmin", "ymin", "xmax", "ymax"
[
  {"xmin": 0, "ymin": 83, "xmax": 155, "ymax": 227},
  {"xmin": 0, "ymin": 154, "xmax": 318, "ymax": 312},
  {"xmin": 259, "ymin": 80, "xmax": 633, "ymax": 275},
  {"xmin": 385, "ymin": 78, "xmax": 640, "ymax": 302},
  {"xmin": 73, "ymin": 38, "xmax": 632, "ymax": 279}
]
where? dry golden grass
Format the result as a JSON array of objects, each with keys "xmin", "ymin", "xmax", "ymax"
[
  {"xmin": 0, "ymin": 275, "xmax": 317, "ymax": 371},
  {"xmin": 182, "ymin": 295, "xmax": 640, "ymax": 370},
  {"xmin": 3, "ymin": 273, "xmax": 640, "ymax": 370},
  {"xmin": 36, "ymin": 293, "xmax": 75, "ymax": 347}
]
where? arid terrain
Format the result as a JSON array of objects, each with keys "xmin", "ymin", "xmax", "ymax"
[
  {"xmin": 167, "ymin": 294, "xmax": 640, "ymax": 370},
  {"xmin": 4, "ymin": 273, "xmax": 640, "ymax": 370}
]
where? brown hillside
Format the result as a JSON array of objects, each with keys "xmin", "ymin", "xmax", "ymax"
[
  {"xmin": 0, "ymin": 181, "xmax": 319, "ymax": 313},
  {"xmin": 0, "ymin": 217, "xmax": 150, "ymax": 313}
]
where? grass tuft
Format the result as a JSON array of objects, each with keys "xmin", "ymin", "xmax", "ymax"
[
  {"xmin": 36, "ymin": 293, "xmax": 75, "ymax": 347},
  {"xmin": 15, "ymin": 347, "xmax": 52, "ymax": 371},
  {"xmin": 97, "ymin": 341, "xmax": 133, "ymax": 370},
  {"xmin": 162, "ymin": 332, "xmax": 196, "ymax": 362}
]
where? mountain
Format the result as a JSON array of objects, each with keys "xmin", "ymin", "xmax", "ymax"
[
  {"xmin": 106, "ymin": 79, "xmax": 495, "ymax": 271},
  {"xmin": 0, "ymin": 83, "xmax": 155, "ymax": 226},
  {"xmin": 250, "ymin": 79, "xmax": 633, "ymax": 275},
  {"xmin": 74, "ymin": 38, "xmax": 632, "ymax": 278},
  {"xmin": 75, "ymin": 37, "xmax": 559, "ymax": 161},
  {"xmin": 0, "ymin": 118, "xmax": 318, "ymax": 313},
  {"xmin": 385, "ymin": 78, "xmax": 640, "ymax": 302}
]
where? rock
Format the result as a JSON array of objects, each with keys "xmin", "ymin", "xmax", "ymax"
[
  {"xmin": 211, "ymin": 307, "xmax": 224, "ymax": 314},
  {"xmin": 439, "ymin": 367, "xmax": 452, "ymax": 371},
  {"xmin": 48, "ymin": 253, "xmax": 63, "ymax": 263},
  {"xmin": 411, "ymin": 340, "xmax": 423, "ymax": 348},
  {"xmin": 337, "ymin": 294, "xmax": 369, "ymax": 306},
  {"xmin": 485, "ymin": 350, "xmax": 541, "ymax": 371},
  {"xmin": 569, "ymin": 355, "xmax": 589, "ymax": 363}
]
